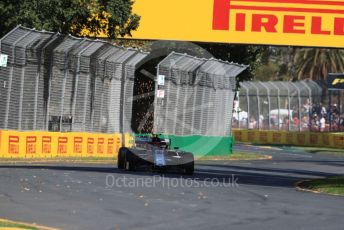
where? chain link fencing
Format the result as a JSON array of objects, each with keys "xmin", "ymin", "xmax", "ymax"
[
  {"xmin": 233, "ymin": 80, "xmax": 344, "ymax": 132},
  {"xmin": 0, "ymin": 26, "xmax": 147, "ymax": 134},
  {"xmin": 1, "ymin": 26, "xmax": 248, "ymax": 138},
  {"xmin": 154, "ymin": 52, "xmax": 247, "ymax": 136}
]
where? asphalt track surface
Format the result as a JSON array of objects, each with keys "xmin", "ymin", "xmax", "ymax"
[{"xmin": 0, "ymin": 144, "xmax": 344, "ymax": 230}]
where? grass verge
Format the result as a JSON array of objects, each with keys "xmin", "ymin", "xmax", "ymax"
[
  {"xmin": 0, "ymin": 218, "xmax": 56, "ymax": 230},
  {"xmin": 0, "ymin": 152, "xmax": 271, "ymax": 164},
  {"xmin": 297, "ymin": 176, "xmax": 344, "ymax": 196},
  {"xmin": 197, "ymin": 152, "xmax": 271, "ymax": 161}
]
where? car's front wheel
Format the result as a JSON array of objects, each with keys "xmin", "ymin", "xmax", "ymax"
[{"xmin": 182, "ymin": 152, "xmax": 194, "ymax": 175}]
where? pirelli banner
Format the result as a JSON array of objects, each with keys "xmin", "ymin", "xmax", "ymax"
[
  {"xmin": 131, "ymin": 0, "xmax": 344, "ymax": 48},
  {"xmin": 0, "ymin": 130, "xmax": 134, "ymax": 159},
  {"xmin": 233, "ymin": 129, "xmax": 344, "ymax": 149}
]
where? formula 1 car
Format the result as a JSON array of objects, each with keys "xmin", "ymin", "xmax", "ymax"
[{"xmin": 117, "ymin": 135, "xmax": 194, "ymax": 175}]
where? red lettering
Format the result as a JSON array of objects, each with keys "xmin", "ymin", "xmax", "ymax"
[
  {"xmin": 213, "ymin": 0, "xmax": 231, "ymax": 30},
  {"xmin": 311, "ymin": 17, "xmax": 330, "ymax": 35},
  {"xmin": 334, "ymin": 17, "xmax": 344, "ymax": 35},
  {"xmin": 252, "ymin": 14, "xmax": 278, "ymax": 32},
  {"xmin": 284, "ymin": 15, "xmax": 305, "ymax": 33},
  {"xmin": 236, "ymin": 13, "xmax": 246, "ymax": 31},
  {"xmin": 213, "ymin": 3, "xmax": 344, "ymax": 38},
  {"xmin": 42, "ymin": 136, "xmax": 52, "ymax": 154}
]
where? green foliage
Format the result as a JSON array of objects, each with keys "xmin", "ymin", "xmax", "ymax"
[
  {"xmin": 253, "ymin": 46, "xmax": 344, "ymax": 81},
  {"xmin": 198, "ymin": 152, "xmax": 270, "ymax": 161},
  {"xmin": 253, "ymin": 46, "xmax": 295, "ymax": 81},
  {"xmin": 0, "ymin": 220, "xmax": 39, "ymax": 230},
  {"xmin": 196, "ymin": 43, "xmax": 268, "ymax": 82},
  {"xmin": 300, "ymin": 176, "xmax": 344, "ymax": 196},
  {"xmin": 254, "ymin": 62, "xmax": 279, "ymax": 81},
  {"xmin": 292, "ymin": 48, "xmax": 344, "ymax": 81},
  {"xmin": 0, "ymin": 0, "xmax": 140, "ymax": 38},
  {"xmin": 195, "ymin": 44, "xmax": 342, "ymax": 82},
  {"xmin": 113, "ymin": 39, "xmax": 151, "ymax": 50},
  {"xmin": 101, "ymin": 0, "xmax": 140, "ymax": 38}
]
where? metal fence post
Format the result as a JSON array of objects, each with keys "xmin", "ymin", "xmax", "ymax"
[
  {"xmin": 301, "ymin": 81, "xmax": 312, "ymax": 131},
  {"xmin": 0, "ymin": 26, "xmax": 20, "ymax": 129},
  {"xmin": 154, "ymin": 60, "xmax": 162, "ymax": 134},
  {"xmin": 72, "ymin": 41, "xmax": 93, "ymax": 131},
  {"xmin": 44, "ymin": 33, "xmax": 61, "ymax": 130},
  {"xmin": 18, "ymin": 67, "xmax": 26, "ymax": 130},
  {"xmin": 163, "ymin": 54, "xmax": 184, "ymax": 134},
  {"xmin": 119, "ymin": 51, "xmax": 138, "ymax": 139},
  {"xmin": 281, "ymin": 82, "xmax": 291, "ymax": 131},
  {"xmin": 4, "ymin": 30, "xmax": 32, "ymax": 130},
  {"xmin": 249, "ymin": 82, "xmax": 261, "ymax": 130},
  {"xmin": 272, "ymin": 83, "xmax": 281, "ymax": 130},
  {"xmin": 242, "ymin": 84, "xmax": 250, "ymax": 129},
  {"xmin": 291, "ymin": 82, "xmax": 302, "ymax": 132},
  {"xmin": 259, "ymin": 81, "xmax": 271, "ymax": 130},
  {"xmin": 59, "ymin": 38, "xmax": 85, "ymax": 131}
]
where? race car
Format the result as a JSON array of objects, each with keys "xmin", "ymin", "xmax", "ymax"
[{"xmin": 117, "ymin": 135, "xmax": 194, "ymax": 175}]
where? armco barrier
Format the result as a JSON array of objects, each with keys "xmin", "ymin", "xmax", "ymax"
[
  {"xmin": 233, "ymin": 129, "xmax": 344, "ymax": 149},
  {"xmin": 0, "ymin": 130, "xmax": 132, "ymax": 158}
]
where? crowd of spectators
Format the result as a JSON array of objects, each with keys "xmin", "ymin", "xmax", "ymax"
[
  {"xmin": 232, "ymin": 99, "xmax": 344, "ymax": 132},
  {"xmin": 306, "ymin": 102, "xmax": 344, "ymax": 132}
]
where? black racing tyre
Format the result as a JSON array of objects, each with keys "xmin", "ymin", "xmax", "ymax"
[
  {"xmin": 117, "ymin": 147, "xmax": 127, "ymax": 169},
  {"xmin": 182, "ymin": 152, "xmax": 194, "ymax": 175},
  {"xmin": 125, "ymin": 149, "xmax": 137, "ymax": 171}
]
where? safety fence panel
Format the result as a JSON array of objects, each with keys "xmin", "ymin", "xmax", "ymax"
[
  {"xmin": 123, "ymin": 51, "xmax": 148, "ymax": 133},
  {"xmin": 155, "ymin": 52, "xmax": 247, "ymax": 137},
  {"xmin": 1, "ymin": 26, "xmax": 249, "ymax": 142},
  {"xmin": 0, "ymin": 26, "xmax": 148, "ymax": 134},
  {"xmin": 105, "ymin": 48, "xmax": 128, "ymax": 133},
  {"xmin": 197, "ymin": 59, "xmax": 244, "ymax": 136}
]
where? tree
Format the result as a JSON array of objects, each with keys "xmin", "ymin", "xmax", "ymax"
[
  {"xmin": 100, "ymin": 0, "xmax": 140, "ymax": 38},
  {"xmin": 0, "ymin": 0, "xmax": 140, "ymax": 39},
  {"xmin": 253, "ymin": 46, "xmax": 295, "ymax": 81},
  {"xmin": 196, "ymin": 43, "xmax": 268, "ymax": 82},
  {"xmin": 249, "ymin": 46, "xmax": 344, "ymax": 82},
  {"xmin": 292, "ymin": 48, "xmax": 344, "ymax": 81}
]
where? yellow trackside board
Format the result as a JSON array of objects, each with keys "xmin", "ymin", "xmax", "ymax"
[
  {"xmin": 0, "ymin": 130, "xmax": 134, "ymax": 159},
  {"xmin": 130, "ymin": 0, "xmax": 344, "ymax": 48},
  {"xmin": 232, "ymin": 129, "xmax": 344, "ymax": 148}
]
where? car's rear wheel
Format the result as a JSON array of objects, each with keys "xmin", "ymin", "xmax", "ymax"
[
  {"xmin": 117, "ymin": 147, "xmax": 127, "ymax": 169},
  {"xmin": 125, "ymin": 149, "xmax": 136, "ymax": 171}
]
